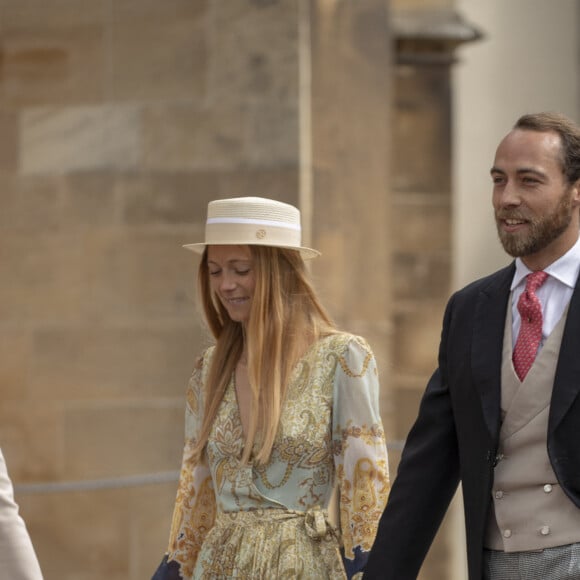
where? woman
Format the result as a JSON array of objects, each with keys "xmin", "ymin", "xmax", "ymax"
[{"xmin": 152, "ymin": 197, "xmax": 389, "ymax": 579}]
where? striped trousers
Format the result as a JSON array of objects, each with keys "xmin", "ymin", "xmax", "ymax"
[{"xmin": 483, "ymin": 543, "xmax": 580, "ymax": 580}]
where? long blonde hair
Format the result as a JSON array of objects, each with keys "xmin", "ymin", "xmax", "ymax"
[{"xmin": 193, "ymin": 245, "xmax": 336, "ymax": 464}]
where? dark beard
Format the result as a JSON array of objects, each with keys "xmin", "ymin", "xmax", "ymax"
[{"xmin": 496, "ymin": 190, "xmax": 573, "ymax": 257}]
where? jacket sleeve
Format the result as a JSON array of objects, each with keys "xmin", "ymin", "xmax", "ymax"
[
  {"xmin": 152, "ymin": 353, "xmax": 216, "ymax": 580},
  {"xmin": 363, "ymin": 295, "xmax": 461, "ymax": 580},
  {"xmin": 333, "ymin": 336, "xmax": 390, "ymax": 579},
  {"xmin": 0, "ymin": 449, "xmax": 44, "ymax": 580}
]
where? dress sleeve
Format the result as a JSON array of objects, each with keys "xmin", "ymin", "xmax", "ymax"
[
  {"xmin": 332, "ymin": 336, "xmax": 390, "ymax": 579},
  {"xmin": 154, "ymin": 352, "xmax": 217, "ymax": 580}
]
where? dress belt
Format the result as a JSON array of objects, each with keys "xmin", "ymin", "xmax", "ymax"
[{"xmin": 215, "ymin": 505, "xmax": 335, "ymax": 540}]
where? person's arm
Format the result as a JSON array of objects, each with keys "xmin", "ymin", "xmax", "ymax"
[
  {"xmin": 151, "ymin": 354, "xmax": 216, "ymax": 580},
  {"xmin": 0, "ymin": 449, "xmax": 44, "ymax": 580},
  {"xmin": 332, "ymin": 335, "xmax": 390, "ymax": 579}
]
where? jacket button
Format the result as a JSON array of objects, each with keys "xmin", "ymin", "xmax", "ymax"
[
  {"xmin": 503, "ymin": 529, "xmax": 512, "ymax": 538},
  {"xmin": 540, "ymin": 526, "xmax": 550, "ymax": 536},
  {"xmin": 495, "ymin": 490, "xmax": 504, "ymax": 499},
  {"xmin": 543, "ymin": 484, "xmax": 553, "ymax": 493}
]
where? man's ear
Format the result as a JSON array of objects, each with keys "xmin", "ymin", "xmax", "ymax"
[{"xmin": 571, "ymin": 179, "xmax": 580, "ymax": 206}]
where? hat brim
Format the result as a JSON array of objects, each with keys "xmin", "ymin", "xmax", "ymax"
[{"xmin": 183, "ymin": 242, "xmax": 320, "ymax": 260}]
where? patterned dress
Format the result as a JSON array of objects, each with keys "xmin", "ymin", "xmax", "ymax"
[{"xmin": 161, "ymin": 332, "xmax": 389, "ymax": 579}]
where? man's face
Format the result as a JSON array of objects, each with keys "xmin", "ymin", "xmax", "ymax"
[{"xmin": 491, "ymin": 129, "xmax": 580, "ymax": 269}]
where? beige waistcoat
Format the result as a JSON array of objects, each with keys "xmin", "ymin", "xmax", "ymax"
[{"xmin": 484, "ymin": 305, "xmax": 580, "ymax": 552}]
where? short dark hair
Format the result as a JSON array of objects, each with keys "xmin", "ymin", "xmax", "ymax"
[{"xmin": 514, "ymin": 112, "xmax": 580, "ymax": 184}]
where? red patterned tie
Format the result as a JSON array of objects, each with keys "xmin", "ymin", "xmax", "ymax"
[{"xmin": 512, "ymin": 271, "xmax": 549, "ymax": 381}]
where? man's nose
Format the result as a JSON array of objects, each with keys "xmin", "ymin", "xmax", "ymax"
[{"xmin": 497, "ymin": 182, "xmax": 521, "ymax": 207}]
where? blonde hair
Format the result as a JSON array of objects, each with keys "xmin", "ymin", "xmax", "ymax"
[{"xmin": 193, "ymin": 245, "xmax": 336, "ymax": 464}]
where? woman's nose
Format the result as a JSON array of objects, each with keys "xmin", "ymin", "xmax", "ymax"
[{"xmin": 219, "ymin": 272, "xmax": 236, "ymax": 291}]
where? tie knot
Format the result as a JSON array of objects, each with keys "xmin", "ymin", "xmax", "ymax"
[{"xmin": 525, "ymin": 271, "xmax": 548, "ymax": 293}]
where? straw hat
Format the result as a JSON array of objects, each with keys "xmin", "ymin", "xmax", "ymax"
[{"xmin": 183, "ymin": 196, "xmax": 320, "ymax": 259}]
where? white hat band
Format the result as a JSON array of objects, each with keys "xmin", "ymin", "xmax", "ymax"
[{"xmin": 206, "ymin": 217, "xmax": 301, "ymax": 231}]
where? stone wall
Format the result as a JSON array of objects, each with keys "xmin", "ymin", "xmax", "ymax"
[
  {"xmin": 308, "ymin": 0, "xmax": 393, "ymax": 431},
  {"xmin": 0, "ymin": 1, "xmax": 300, "ymax": 578},
  {"xmin": 0, "ymin": 1, "xmax": 393, "ymax": 579}
]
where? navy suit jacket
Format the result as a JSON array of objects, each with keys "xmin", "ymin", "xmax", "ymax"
[{"xmin": 364, "ymin": 263, "xmax": 580, "ymax": 580}]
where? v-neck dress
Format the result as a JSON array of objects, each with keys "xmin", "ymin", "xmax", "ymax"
[{"xmin": 164, "ymin": 332, "xmax": 390, "ymax": 579}]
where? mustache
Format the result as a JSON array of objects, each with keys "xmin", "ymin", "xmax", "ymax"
[{"xmin": 495, "ymin": 210, "xmax": 530, "ymax": 221}]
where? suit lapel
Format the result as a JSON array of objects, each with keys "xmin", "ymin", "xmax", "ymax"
[
  {"xmin": 471, "ymin": 264, "xmax": 514, "ymax": 440},
  {"xmin": 550, "ymin": 276, "xmax": 580, "ymax": 431}
]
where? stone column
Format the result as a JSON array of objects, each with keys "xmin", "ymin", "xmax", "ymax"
[{"xmin": 390, "ymin": 7, "xmax": 481, "ymax": 580}]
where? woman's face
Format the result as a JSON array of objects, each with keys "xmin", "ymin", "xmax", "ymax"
[{"xmin": 207, "ymin": 245, "xmax": 256, "ymax": 324}]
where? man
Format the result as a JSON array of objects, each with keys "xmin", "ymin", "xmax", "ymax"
[
  {"xmin": 364, "ymin": 112, "xmax": 580, "ymax": 580},
  {"xmin": 0, "ymin": 449, "xmax": 43, "ymax": 579}
]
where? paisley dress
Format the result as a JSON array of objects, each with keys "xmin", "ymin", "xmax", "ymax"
[{"xmin": 159, "ymin": 332, "xmax": 389, "ymax": 579}]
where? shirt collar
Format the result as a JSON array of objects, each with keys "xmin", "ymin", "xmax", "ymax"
[{"xmin": 511, "ymin": 232, "xmax": 580, "ymax": 291}]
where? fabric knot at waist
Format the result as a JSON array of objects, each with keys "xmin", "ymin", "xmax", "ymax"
[{"xmin": 301, "ymin": 506, "xmax": 330, "ymax": 539}]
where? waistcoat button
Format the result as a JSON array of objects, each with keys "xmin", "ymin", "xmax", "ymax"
[
  {"xmin": 503, "ymin": 529, "xmax": 512, "ymax": 538},
  {"xmin": 543, "ymin": 484, "xmax": 553, "ymax": 493},
  {"xmin": 540, "ymin": 526, "xmax": 550, "ymax": 536}
]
